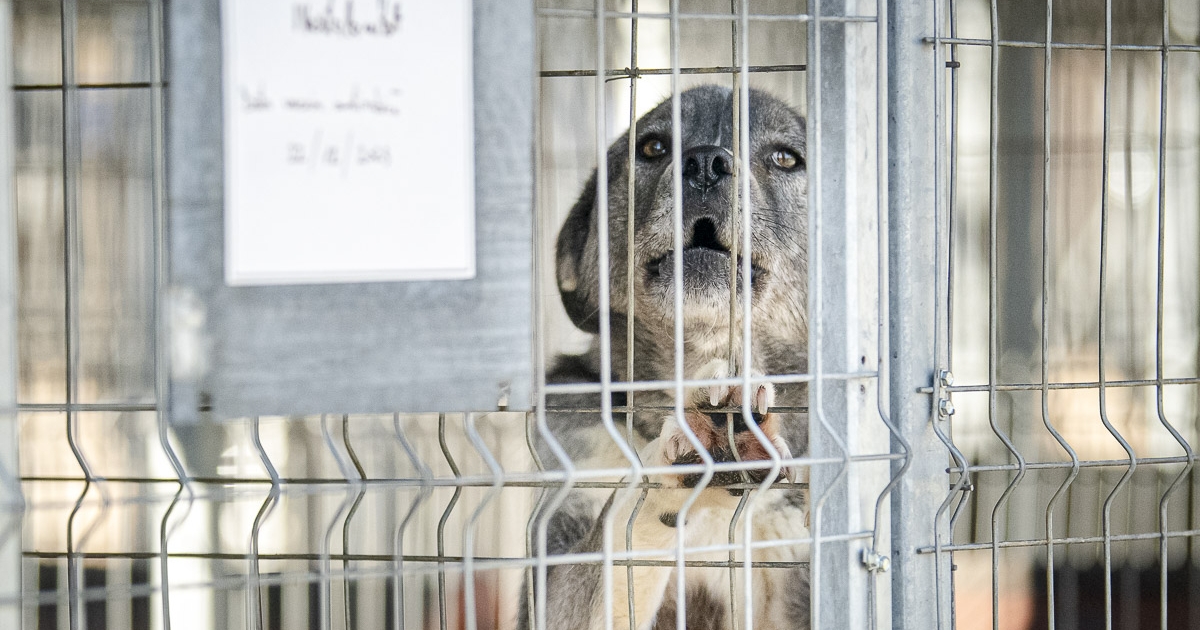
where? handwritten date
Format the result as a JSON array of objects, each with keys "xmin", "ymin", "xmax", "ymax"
[{"xmin": 287, "ymin": 132, "xmax": 393, "ymax": 172}]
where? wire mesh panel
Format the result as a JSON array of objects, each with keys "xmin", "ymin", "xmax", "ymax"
[
  {"xmin": 931, "ymin": 0, "xmax": 1200, "ymax": 628},
  {"xmin": 533, "ymin": 2, "xmax": 892, "ymax": 629},
  {"xmin": 4, "ymin": 1, "xmax": 898, "ymax": 630}
]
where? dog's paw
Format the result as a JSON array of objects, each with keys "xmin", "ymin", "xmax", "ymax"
[
  {"xmin": 693, "ymin": 359, "xmax": 775, "ymax": 415},
  {"xmin": 647, "ymin": 365, "xmax": 796, "ymax": 494}
]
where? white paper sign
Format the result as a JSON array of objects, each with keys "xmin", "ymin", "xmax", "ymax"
[{"xmin": 221, "ymin": 0, "xmax": 475, "ymax": 285}]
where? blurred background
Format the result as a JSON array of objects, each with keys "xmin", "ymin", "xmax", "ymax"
[{"xmin": 945, "ymin": 1, "xmax": 1200, "ymax": 628}]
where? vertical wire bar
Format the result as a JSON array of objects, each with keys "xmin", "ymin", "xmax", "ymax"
[
  {"xmin": 729, "ymin": 2, "xmax": 748, "ymax": 624},
  {"xmin": 748, "ymin": 1, "xmax": 796, "ymax": 624},
  {"xmin": 727, "ymin": 4, "xmax": 749, "ymax": 627},
  {"xmin": 248, "ymin": 418, "xmax": 282, "ymax": 630},
  {"xmin": 462, "ymin": 413, "xmax": 504, "ymax": 630},
  {"xmin": 1039, "ymin": 4, "xmax": 1057, "ymax": 627},
  {"xmin": 340, "ymin": 416, "xmax": 367, "ymax": 630},
  {"xmin": 319, "ymin": 414, "xmax": 360, "ymax": 630},
  {"xmin": 532, "ymin": 168, "xmax": 575, "ymax": 630},
  {"xmin": 1118, "ymin": 20, "xmax": 1145, "ymax": 627},
  {"xmin": 1037, "ymin": 4, "xmax": 1082, "ymax": 629},
  {"xmin": 1153, "ymin": 5, "xmax": 1196, "ymax": 630},
  {"xmin": 807, "ymin": 1, "xmax": 834, "ymax": 627},
  {"xmin": 526, "ymin": 50, "xmax": 543, "ymax": 616},
  {"xmin": 1095, "ymin": 2, "xmax": 1139, "ymax": 627},
  {"xmin": 436, "ymin": 413, "xmax": 462, "ymax": 630},
  {"xmin": 935, "ymin": 0, "xmax": 953, "ymax": 621},
  {"xmin": 392, "ymin": 414, "xmax": 433, "ymax": 630},
  {"xmin": 945, "ymin": 0, "xmax": 957, "ymax": 376},
  {"xmin": 666, "ymin": 4, "xmax": 718, "ymax": 630},
  {"xmin": 528, "ymin": 23, "xmax": 574, "ymax": 630},
  {"xmin": 0, "ymin": 4, "xmax": 21, "ymax": 629},
  {"xmin": 805, "ymin": 2, "xmax": 821, "ymax": 625},
  {"xmin": 726, "ymin": 2, "xmax": 741, "ymax": 374},
  {"xmin": 940, "ymin": 1, "xmax": 978, "ymax": 623},
  {"xmin": 625, "ymin": 0, "xmax": 639, "ymax": 448},
  {"xmin": 942, "ymin": 3, "xmax": 973, "ymax": 591},
  {"xmin": 591, "ymin": 4, "xmax": 652, "ymax": 630},
  {"xmin": 522, "ymin": 412, "xmax": 541, "ymax": 629},
  {"xmin": 985, "ymin": 3, "xmax": 1029, "ymax": 628},
  {"xmin": 733, "ymin": 3, "xmax": 785, "ymax": 630},
  {"xmin": 533, "ymin": 401, "xmax": 574, "ymax": 630},
  {"xmin": 929, "ymin": 0, "xmax": 967, "ymax": 616},
  {"xmin": 622, "ymin": 6, "xmax": 647, "ymax": 628},
  {"xmin": 58, "ymin": 2, "xmax": 98, "ymax": 628},
  {"xmin": 669, "ymin": 3, "xmax": 716, "ymax": 628},
  {"xmin": 147, "ymin": 0, "xmax": 193, "ymax": 628},
  {"xmin": 60, "ymin": 0, "xmax": 80, "ymax": 437}
]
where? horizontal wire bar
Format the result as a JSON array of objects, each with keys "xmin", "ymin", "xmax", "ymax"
[
  {"xmin": 21, "ymin": 550, "xmax": 811, "ymax": 569},
  {"xmin": 916, "ymin": 375, "xmax": 1200, "ymax": 394},
  {"xmin": 7, "ymin": 537, "xmax": 852, "ymax": 609},
  {"xmin": 541, "ymin": 63, "xmax": 805, "ymax": 78},
  {"xmin": 929, "ymin": 36, "xmax": 1200, "ymax": 53},
  {"xmin": 16, "ymin": 401, "xmax": 812, "ymax": 415},
  {"xmin": 544, "ymin": 404, "xmax": 809, "ymax": 413},
  {"xmin": 18, "ymin": 402, "xmax": 157, "ymax": 413},
  {"xmin": 12, "ymin": 556, "xmax": 816, "ymax": 608},
  {"xmin": 546, "ymin": 370, "xmax": 877, "ymax": 395},
  {"xmin": 13, "ymin": 82, "xmax": 161, "ymax": 91},
  {"xmin": 917, "ymin": 528, "xmax": 1200, "ymax": 554},
  {"xmin": 19, "ymin": 461, "xmax": 899, "ymax": 513},
  {"xmin": 17, "ymin": 467, "xmax": 892, "ymax": 512},
  {"xmin": 20, "ymin": 474, "xmax": 810, "ymax": 491},
  {"xmin": 18, "ymin": 451, "xmax": 897, "ymax": 491},
  {"xmin": 949, "ymin": 454, "xmax": 1196, "ymax": 474},
  {"xmin": 25, "ymin": 526, "xmax": 870, "ymax": 567},
  {"xmin": 536, "ymin": 8, "xmax": 876, "ymax": 23}
]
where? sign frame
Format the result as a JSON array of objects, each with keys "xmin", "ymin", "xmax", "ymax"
[{"xmin": 165, "ymin": 0, "xmax": 534, "ymax": 421}]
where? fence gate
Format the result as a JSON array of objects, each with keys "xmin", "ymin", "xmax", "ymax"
[{"xmin": 1, "ymin": 1, "xmax": 1198, "ymax": 630}]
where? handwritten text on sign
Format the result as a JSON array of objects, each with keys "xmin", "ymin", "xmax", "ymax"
[{"xmin": 221, "ymin": 1, "xmax": 475, "ymax": 285}]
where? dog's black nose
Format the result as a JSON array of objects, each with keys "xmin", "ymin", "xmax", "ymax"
[{"xmin": 683, "ymin": 145, "xmax": 733, "ymax": 191}]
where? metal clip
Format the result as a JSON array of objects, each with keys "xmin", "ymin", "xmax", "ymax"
[
  {"xmin": 936, "ymin": 370, "xmax": 955, "ymax": 418},
  {"xmin": 861, "ymin": 548, "xmax": 891, "ymax": 573}
]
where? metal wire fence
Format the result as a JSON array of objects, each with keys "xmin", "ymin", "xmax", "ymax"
[
  {"xmin": 935, "ymin": 0, "xmax": 1200, "ymax": 629},
  {"xmin": 0, "ymin": 0, "xmax": 1197, "ymax": 629}
]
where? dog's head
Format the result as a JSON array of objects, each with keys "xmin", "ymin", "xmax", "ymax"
[{"xmin": 556, "ymin": 85, "xmax": 808, "ymax": 369}]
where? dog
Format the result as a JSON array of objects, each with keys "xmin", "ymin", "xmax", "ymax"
[{"xmin": 523, "ymin": 85, "xmax": 811, "ymax": 630}]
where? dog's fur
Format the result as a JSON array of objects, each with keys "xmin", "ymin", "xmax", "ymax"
[{"xmin": 525, "ymin": 85, "xmax": 811, "ymax": 630}]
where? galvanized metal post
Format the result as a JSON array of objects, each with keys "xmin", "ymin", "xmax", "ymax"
[
  {"xmin": 887, "ymin": 0, "xmax": 952, "ymax": 628},
  {"xmin": 808, "ymin": 0, "xmax": 881, "ymax": 627},
  {"xmin": 0, "ymin": 1, "xmax": 23, "ymax": 626}
]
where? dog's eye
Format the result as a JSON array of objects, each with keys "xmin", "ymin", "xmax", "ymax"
[
  {"xmin": 640, "ymin": 137, "xmax": 668, "ymax": 159},
  {"xmin": 769, "ymin": 148, "xmax": 802, "ymax": 170}
]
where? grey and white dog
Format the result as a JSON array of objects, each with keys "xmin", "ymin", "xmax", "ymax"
[{"xmin": 524, "ymin": 85, "xmax": 811, "ymax": 630}]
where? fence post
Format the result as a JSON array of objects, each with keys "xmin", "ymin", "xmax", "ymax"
[
  {"xmin": 887, "ymin": 0, "xmax": 952, "ymax": 628},
  {"xmin": 807, "ymin": 0, "xmax": 882, "ymax": 627}
]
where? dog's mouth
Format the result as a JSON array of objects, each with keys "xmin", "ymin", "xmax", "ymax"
[{"xmin": 645, "ymin": 219, "xmax": 766, "ymax": 292}]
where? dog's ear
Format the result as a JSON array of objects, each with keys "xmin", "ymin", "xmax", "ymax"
[{"xmin": 556, "ymin": 173, "xmax": 600, "ymax": 333}]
